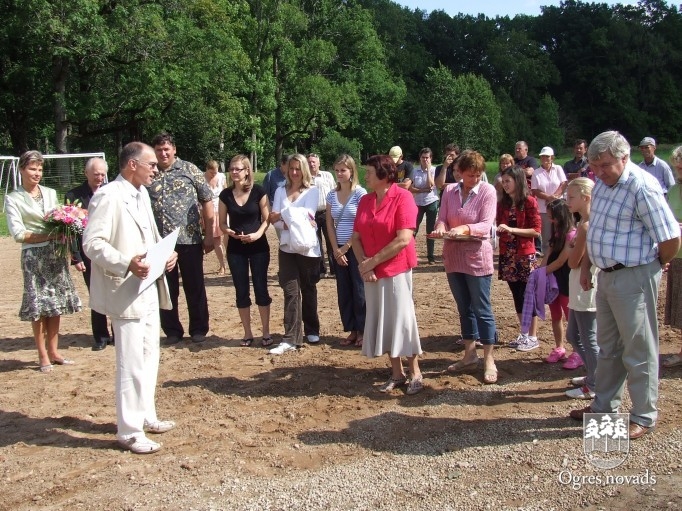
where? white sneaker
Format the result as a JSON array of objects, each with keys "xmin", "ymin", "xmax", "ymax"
[
  {"xmin": 516, "ymin": 336, "xmax": 539, "ymax": 351},
  {"xmin": 565, "ymin": 385, "xmax": 595, "ymax": 400},
  {"xmin": 306, "ymin": 334, "xmax": 320, "ymax": 344},
  {"xmin": 268, "ymin": 342, "xmax": 297, "ymax": 355},
  {"xmin": 118, "ymin": 436, "xmax": 161, "ymax": 454},
  {"xmin": 144, "ymin": 420, "xmax": 175, "ymax": 434},
  {"xmin": 570, "ymin": 376, "xmax": 586, "ymax": 387},
  {"xmin": 508, "ymin": 334, "xmax": 527, "ymax": 348}
]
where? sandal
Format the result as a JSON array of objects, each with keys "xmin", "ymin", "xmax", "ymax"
[
  {"xmin": 240, "ymin": 338, "xmax": 254, "ymax": 347},
  {"xmin": 354, "ymin": 336, "xmax": 363, "ymax": 348},
  {"xmin": 447, "ymin": 358, "xmax": 480, "ymax": 373},
  {"xmin": 340, "ymin": 333, "xmax": 357, "ymax": 346},
  {"xmin": 662, "ymin": 353, "xmax": 682, "ymax": 368},
  {"xmin": 261, "ymin": 336, "xmax": 273, "ymax": 347},
  {"xmin": 406, "ymin": 375, "xmax": 424, "ymax": 395},
  {"xmin": 50, "ymin": 358, "xmax": 75, "ymax": 365},
  {"xmin": 378, "ymin": 376, "xmax": 407, "ymax": 393},
  {"xmin": 483, "ymin": 366, "xmax": 498, "ymax": 384},
  {"xmin": 39, "ymin": 364, "xmax": 53, "ymax": 373}
]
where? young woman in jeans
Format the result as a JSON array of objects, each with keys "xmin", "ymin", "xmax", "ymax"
[{"xmin": 326, "ymin": 154, "xmax": 367, "ymax": 347}]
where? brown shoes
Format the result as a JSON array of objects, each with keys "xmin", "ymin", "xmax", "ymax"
[
  {"xmin": 569, "ymin": 405, "xmax": 592, "ymax": 420},
  {"xmin": 629, "ymin": 422, "xmax": 654, "ymax": 439}
]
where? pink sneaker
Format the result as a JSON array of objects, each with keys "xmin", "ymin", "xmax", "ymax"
[
  {"xmin": 562, "ymin": 352, "xmax": 584, "ymax": 370},
  {"xmin": 545, "ymin": 346, "xmax": 567, "ymax": 363}
]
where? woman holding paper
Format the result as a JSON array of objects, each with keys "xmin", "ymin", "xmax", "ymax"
[{"xmin": 431, "ymin": 150, "xmax": 499, "ymax": 384}]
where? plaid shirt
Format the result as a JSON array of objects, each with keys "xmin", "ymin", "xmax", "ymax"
[{"xmin": 587, "ymin": 161, "xmax": 680, "ymax": 269}]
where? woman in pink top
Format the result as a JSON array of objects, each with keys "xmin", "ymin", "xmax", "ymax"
[
  {"xmin": 352, "ymin": 154, "xmax": 423, "ymax": 395},
  {"xmin": 431, "ymin": 151, "xmax": 499, "ymax": 384}
]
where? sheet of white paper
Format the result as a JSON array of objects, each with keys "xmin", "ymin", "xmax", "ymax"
[{"xmin": 138, "ymin": 228, "xmax": 179, "ymax": 293}]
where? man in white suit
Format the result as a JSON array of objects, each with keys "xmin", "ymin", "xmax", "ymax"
[{"xmin": 83, "ymin": 142, "xmax": 178, "ymax": 454}]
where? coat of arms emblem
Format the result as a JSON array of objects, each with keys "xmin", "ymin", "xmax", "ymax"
[{"xmin": 583, "ymin": 413, "xmax": 630, "ymax": 469}]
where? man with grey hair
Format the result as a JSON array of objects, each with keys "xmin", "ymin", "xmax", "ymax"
[
  {"xmin": 570, "ymin": 131, "xmax": 680, "ymax": 439},
  {"xmin": 513, "ymin": 141, "xmax": 539, "ymax": 172},
  {"xmin": 84, "ymin": 142, "xmax": 177, "ymax": 454},
  {"xmin": 65, "ymin": 157, "xmax": 112, "ymax": 350}
]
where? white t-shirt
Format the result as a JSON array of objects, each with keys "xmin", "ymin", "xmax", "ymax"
[{"xmin": 531, "ymin": 165, "xmax": 567, "ymax": 213}]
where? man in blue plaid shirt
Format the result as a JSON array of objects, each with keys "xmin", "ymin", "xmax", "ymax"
[{"xmin": 570, "ymin": 131, "xmax": 680, "ymax": 439}]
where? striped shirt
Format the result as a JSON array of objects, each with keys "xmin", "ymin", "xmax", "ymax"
[
  {"xmin": 326, "ymin": 187, "xmax": 367, "ymax": 245},
  {"xmin": 587, "ymin": 161, "xmax": 680, "ymax": 269}
]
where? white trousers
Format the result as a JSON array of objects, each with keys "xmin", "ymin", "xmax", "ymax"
[{"xmin": 112, "ymin": 308, "xmax": 161, "ymax": 440}]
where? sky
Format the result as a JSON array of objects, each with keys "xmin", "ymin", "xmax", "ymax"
[{"xmin": 394, "ymin": 0, "xmax": 638, "ymax": 19}]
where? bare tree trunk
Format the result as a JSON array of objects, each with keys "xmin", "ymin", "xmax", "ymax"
[{"xmin": 52, "ymin": 55, "xmax": 70, "ymax": 186}]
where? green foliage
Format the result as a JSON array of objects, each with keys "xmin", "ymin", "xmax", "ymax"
[
  {"xmin": 417, "ymin": 67, "xmax": 502, "ymax": 159},
  {"xmin": 4, "ymin": 0, "xmax": 682, "ymax": 169},
  {"xmin": 535, "ymin": 94, "xmax": 564, "ymax": 152},
  {"xmin": 313, "ymin": 131, "xmax": 362, "ymax": 168}
]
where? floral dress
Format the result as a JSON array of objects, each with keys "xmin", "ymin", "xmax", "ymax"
[{"xmin": 498, "ymin": 207, "xmax": 539, "ymax": 283}]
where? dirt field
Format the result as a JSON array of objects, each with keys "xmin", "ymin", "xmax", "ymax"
[{"xmin": 1, "ymin": 231, "xmax": 680, "ymax": 510}]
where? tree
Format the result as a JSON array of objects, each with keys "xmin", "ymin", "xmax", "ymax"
[
  {"xmin": 535, "ymin": 94, "xmax": 564, "ymax": 150},
  {"xmin": 416, "ymin": 66, "xmax": 502, "ymax": 158}
]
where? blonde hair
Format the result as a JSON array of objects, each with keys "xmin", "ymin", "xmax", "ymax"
[
  {"xmin": 286, "ymin": 154, "xmax": 312, "ymax": 190},
  {"xmin": 499, "ymin": 153, "xmax": 514, "ymax": 170},
  {"xmin": 206, "ymin": 159, "xmax": 219, "ymax": 171},
  {"xmin": 567, "ymin": 177, "xmax": 594, "ymax": 198},
  {"xmin": 670, "ymin": 145, "xmax": 682, "ymax": 165},
  {"xmin": 227, "ymin": 154, "xmax": 253, "ymax": 192},
  {"xmin": 333, "ymin": 154, "xmax": 359, "ymax": 191}
]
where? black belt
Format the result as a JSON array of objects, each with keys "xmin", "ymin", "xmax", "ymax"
[{"xmin": 601, "ymin": 263, "xmax": 625, "ymax": 273}]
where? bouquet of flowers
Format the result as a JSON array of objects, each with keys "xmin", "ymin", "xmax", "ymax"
[{"xmin": 44, "ymin": 201, "xmax": 89, "ymax": 258}]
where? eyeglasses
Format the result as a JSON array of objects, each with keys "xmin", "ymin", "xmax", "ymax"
[
  {"xmin": 229, "ymin": 167, "xmax": 246, "ymax": 172},
  {"xmin": 134, "ymin": 159, "xmax": 158, "ymax": 169}
]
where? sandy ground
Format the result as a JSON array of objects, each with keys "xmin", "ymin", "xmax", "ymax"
[{"xmin": 0, "ymin": 231, "xmax": 680, "ymax": 510}]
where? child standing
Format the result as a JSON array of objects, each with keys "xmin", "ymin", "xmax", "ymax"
[
  {"xmin": 535, "ymin": 199, "xmax": 576, "ymax": 361},
  {"xmin": 564, "ymin": 178, "xmax": 599, "ymax": 397}
]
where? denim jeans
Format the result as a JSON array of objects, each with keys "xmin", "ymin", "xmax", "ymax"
[
  {"xmin": 416, "ymin": 200, "xmax": 439, "ymax": 262},
  {"xmin": 332, "ymin": 247, "xmax": 366, "ymax": 333},
  {"xmin": 278, "ymin": 250, "xmax": 321, "ymax": 345},
  {"xmin": 446, "ymin": 272, "xmax": 497, "ymax": 344},
  {"xmin": 566, "ymin": 308, "xmax": 598, "ymax": 391},
  {"xmin": 227, "ymin": 251, "xmax": 272, "ymax": 309}
]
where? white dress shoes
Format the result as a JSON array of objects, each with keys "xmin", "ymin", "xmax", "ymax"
[
  {"xmin": 144, "ymin": 420, "xmax": 176, "ymax": 434},
  {"xmin": 118, "ymin": 436, "xmax": 161, "ymax": 454}
]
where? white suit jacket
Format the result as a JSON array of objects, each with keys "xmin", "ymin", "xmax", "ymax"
[{"xmin": 83, "ymin": 175, "xmax": 171, "ymax": 319}]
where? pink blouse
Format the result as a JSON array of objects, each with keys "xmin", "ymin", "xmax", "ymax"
[
  {"xmin": 354, "ymin": 184, "xmax": 417, "ymax": 279},
  {"xmin": 437, "ymin": 181, "xmax": 496, "ymax": 275}
]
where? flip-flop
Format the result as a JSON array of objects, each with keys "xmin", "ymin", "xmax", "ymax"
[
  {"xmin": 354, "ymin": 337, "xmax": 363, "ymax": 348},
  {"xmin": 662, "ymin": 353, "xmax": 682, "ymax": 368},
  {"xmin": 447, "ymin": 358, "xmax": 480, "ymax": 373},
  {"xmin": 261, "ymin": 336, "xmax": 274, "ymax": 347},
  {"xmin": 39, "ymin": 364, "xmax": 53, "ymax": 373},
  {"xmin": 50, "ymin": 358, "xmax": 75, "ymax": 365},
  {"xmin": 240, "ymin": 338, "xmax": 254, "ymax": 347}
]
